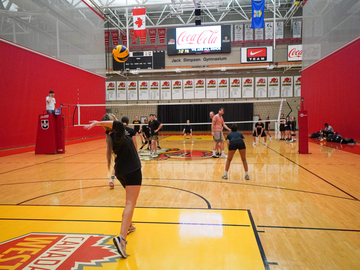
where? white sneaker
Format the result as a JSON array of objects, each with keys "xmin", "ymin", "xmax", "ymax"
[
  {"xmin": 245, "ymin": 175, "xmax": 250, "ymax": 180},
  {"xmin": 253, "ymin": 142, "xmax": 256, "ymax": 146},
  {"xmin": 221, "ymin": 154, "xmax": 227, "ymax": 159},
  {"xmin": 192, "ymin": 141, "xmax": 194, "ymax": 144},
  {"xmin": 221, "ymin": 173, "xmax": 228, "ymax": 179},
  {"xmin": 183, "ymin": 141, "xmax": 185, "ymax": 144},
  {"xmin": 109, "ymin": 179, "xmax": 114, "ymax": 188},
  {"xmin": 264, "ymin": 143, "xmax": 267, "ymax": 147},
  {"xmin": 270, "ymin": 136, "xmax": 272, "ymax": 141}
]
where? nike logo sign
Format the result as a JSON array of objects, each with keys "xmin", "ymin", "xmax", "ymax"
[{"xmin": 250, "ymin": 50, "xmax": 263, "ymax": 56}]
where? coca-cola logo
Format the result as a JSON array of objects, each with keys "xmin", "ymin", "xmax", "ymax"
[
  {"xmin": 288, "ymin": 44, "xmax": 321, "ymax": 61},
  {"xmin": 176, "ymin": 26, "xmax": 221, "ymax": 50}
]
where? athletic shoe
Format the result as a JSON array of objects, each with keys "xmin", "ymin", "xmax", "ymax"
[
  {"xmin": 211, "ymin": 154, "xmax": 219, "ymax": 158},
  {"xmin": 128, "ymin": 225, "xmax": 136, "ymax": 235},
  {"xmin": 113, "ymin": 236, "xmax": 127, "ymax": 258},
  {"xmin": 216, "ymin": 152, "xmax": 220, "ymax": 156},
  {"xmin": 264, "ymin": 143, "xmax": 267, "ymax": 147},
  {"xmin": 270, "ymin": 136, "xmax": 272, "ymax": 141},
  {"xmin": 221, "ymin": 154, "xmax": 227, "ymax": 159},
  {"xmin": 192, "ymin": 141, "xmax": 194, "ymax": 144},
  {"xmin": 221, "ymin": 173, "xmax": 228, "ymax": 179},
  {"xmin": 253, "ymin": 142, "xmax": 256, "ymax": 146},
  {"xmin": 157, "ymin": 146, "xmax": 161, "ymax": 149},
  {"xmin": 109, "ymin": 181, "xmax": 114, "ymax": 189},
  {"xmin": 245, "ymin": 175, "xmax": 250, "ymax": 180},
  {"xmin": 183, "ymin": 141, "xmax": 185, "ymax": 144},
  {"xmin": 139, "ymin": 149, "xmax": 144, "ymax": 153},
  {"xmin": 152, "ymin": 153, "xmax": 159, "ymax": 158}
]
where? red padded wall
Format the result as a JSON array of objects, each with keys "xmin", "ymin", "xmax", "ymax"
[
  {"xmin": 301, "ymin": 38, "xmax": 360, "ymax": 142},
  {"xmin": 0, "ymin": 39, "xmax": 105, "ymax": 150}
]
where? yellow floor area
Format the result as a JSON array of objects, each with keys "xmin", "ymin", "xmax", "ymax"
[
  {"xmin": 164, "ymin": 135, "xmax": 216, "ymax": 141},
  {"xmin": 0, "ymin": 205, "xmax": 267, "ymax": 270}
]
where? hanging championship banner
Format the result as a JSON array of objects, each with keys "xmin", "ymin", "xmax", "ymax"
[
  {"xmin": 281, "ymin": 76, "xmax": 293, "ymax": 97},
  {"xmin": 294, "ymin": 76, "xmax": 301, "ymax": 97},
  {"xmin": 130, "ymin": 30, "xmax": 137, "ymax": 44},
  {"xmin": 116, "ymin": 82, "xmax": 126, "ymax": 100},
  {"xmin": 149, "ymin": 81, "xmax": 159, "ymax": 100},
  {"xmin": 242, "ymin": 77, "xmax": 254, "ymax": 98},
  {"xmin": 140, "ymin": 30, "xmax": 147, "ymax": 44},
  {"xmin": 234, "ymin": 24, "xmax": 244, "ymax": 41},
  {"xmin": 104, "ymin": 31, "xmax": 110, "ymax": 47},
  {"xmin": 111, "ymin": 30, "xmax": 119, "ymax": 46},
  {"xmin": 293, "ymin": 20, "xmax": 302, "ymax": 38},
  {"xmin": 120, "ymin": 30, "xmax": 127, "ymax": 46},
  {"xmin": 265, "ymin": 22, "xmax": 273, "ymax": 40},
  {"xmin": 244, "ymin": 24, "xmax": 253, "ymax": 41},
  {"xmin": 106, "ymin": 81, "xmax": 116, "ymax": 101},
  {"xmin": 251, "ymin": 0, "xmax": 265, "ymax": 29},
  {"xmin": 268, "ymin": 77, "xmax": 280, "ymax": 97},
  {"xmin": 275, "ymin": 21, "xmax": 284, "ymax": 39},
  {"xmin": 254, "ymin": 28, "xmax": 264, "ymax": 40},
  {"xmin": 127, "ymin": 81, "xmax": 138, "ymax": 100},
  {"xmin": 138, "ymin": 81, "xmax": 149, "ymax": 100},
  {"xmin": 161, "ymin": 80, "xmax": 171, "ymax": 100},
  {"xmin": 172, "ymin": 80, "xmax": 183, "ymax": 100},
  {"xmin": 230, "ymin": 78, "xmax": 241, "ymax": 98},
  {"xmin": 255, "ymin": 77, "xmax": 267, "ymax": 98},
  {"xmin": 149, "ymin": 29, "xmax": 157, "ymax": 43},
  {"xmin": 195, "ymin": 79, "xmax": 205, "ymax": 99},
  {"xmin": 183, "ymin": 79, "xmax": 194, "ymax": 99},
  {"xmin": 218, "ymin": 79, "xmax": 229, "ymax": 99},
  {"xmin": 206, "ymin": 79, "xmax": 218, "ymax": 99},
  {"xmin": 158, "ymin": 28, "xmax": 166, "ymax": 43}
]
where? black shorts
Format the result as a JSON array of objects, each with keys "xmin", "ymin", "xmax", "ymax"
[
  {"xmin": 285, "ymin": 126, "xmax": 291, "ymax": 131},
  {"xmin": 253, "ymin": 131, "xmax": 266, "ymax": 137},
  {"xmin": 115, "ymin": 169, "xmax": 142, "ymax": 188},
  {"xmin": 229, "ymin": 140, "xmax": 246, "ymax": 151},
  {"xmin": 185, "ymin": 132, "xmax": 191, "ymax": 134},
  {"xmin": 280, "ymin": 125, "xmax": 285, "ymax": 132}
]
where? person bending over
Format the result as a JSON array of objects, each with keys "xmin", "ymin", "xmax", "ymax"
[
  {"xmin": 253, "ymin": 119, "xmax": 267, "ymax": 146},
  {"xmin": 183, "ymin": 120, "xmax": 194, "ymax": 144}
]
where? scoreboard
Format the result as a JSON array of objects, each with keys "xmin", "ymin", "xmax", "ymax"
[{"xmin": 113, "ymin": 51, "xmax": 165, "ymax": 71}]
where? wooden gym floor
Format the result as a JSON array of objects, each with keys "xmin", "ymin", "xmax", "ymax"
[{"xmin": 0, "ymin": 132, "xmax": 360, "ymax": 269}]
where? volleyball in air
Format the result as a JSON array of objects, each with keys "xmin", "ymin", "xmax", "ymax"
[{"xmin": 112, "ymin": 45, "xmax": 129, "ymax": 63}]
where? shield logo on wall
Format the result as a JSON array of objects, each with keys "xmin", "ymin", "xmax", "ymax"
[{"xmin": 41, "ymin": 120, "xmax": 49, "ymax": 130}]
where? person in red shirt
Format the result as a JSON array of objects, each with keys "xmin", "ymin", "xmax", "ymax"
[{"xmin": 211, "ymin": 108, "xmax": 231, "ymax": 158}]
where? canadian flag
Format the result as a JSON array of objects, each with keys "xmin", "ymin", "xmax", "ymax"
[{"xmin": 133, "ymin": 8, "xmax": 146, "ymax": 37}]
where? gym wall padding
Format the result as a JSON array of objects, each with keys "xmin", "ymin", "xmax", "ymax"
[
  {"xmin": 0, "ymin": 39, "xmax": 105, "ymax": 151},
  {"xmin": 301, "ymin": 37, "xmax": 360, "ymax": 142}
]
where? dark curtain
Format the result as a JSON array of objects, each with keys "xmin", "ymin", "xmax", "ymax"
[{"xmin": 157, "ymin": 103, "xmax": 253, "ymax": 131}]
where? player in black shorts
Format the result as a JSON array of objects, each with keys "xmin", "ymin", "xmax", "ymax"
[
  {"xmin": 279, "ymin": 113, "xmax": 286, "ymax": 140},
  {"xmin": 290, "ymin": 116, "xmax": 296, "ymax": 142},
  {"xmin": 149, "ymin": 114, "xmax": 163, "ymax": 157},
  {"xmin": 132, "ymin": 116, "xmax": 141, "ymax": 134},
  {"xmin": 265, "ymin": 115, "xmax": 272, "ymax": 141},
  {"xmin": 253, "ymin": 119, "xmax": 267, "ymax": 146},
  {"xmin": 139, "ymin": 119, "xmax": 151, "ymax": 152},
  {"xmin": 183, "ymin": 120, "xmax": 193, "ymax": 144},
  {"xmin": 222, "ymin": 124, "xmax": 249, "ymax": 180},
  {"xmin": 285, "ymin": 116, "xmax": 292, "ymax": 141},
  {"xmin": 84, "ymin": 113, "xmax": 142, "ymax": 259}
]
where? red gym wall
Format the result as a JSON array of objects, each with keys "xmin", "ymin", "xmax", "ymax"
[
  {"xmin": 0, "ymin": 39, "xmax": 105, "ymax": 151},
  {"xmin": 302, "ymin": 37, "xmax": 360, "ymax": 142}
]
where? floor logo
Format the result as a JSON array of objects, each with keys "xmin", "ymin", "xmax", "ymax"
[
  {"xmin": 157, "ymin": 148, "xmax": 213, "ymax": 160},
  {"xmin": 0, "ymin": 233, "xmax": 119, "ymax": 269}
]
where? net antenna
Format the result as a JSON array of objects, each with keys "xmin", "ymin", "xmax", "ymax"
[{"xmin": 74, "ymin": 99, "xmax": 291, "ymax": 137}]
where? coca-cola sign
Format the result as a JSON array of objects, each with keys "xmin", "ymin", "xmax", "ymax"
[
  {"xmin": 288, "ymin": 44, "xmax": 321, "ymax": 61},
  {"xmin": 176, "ymin": 25, "xmax": 221, "ymax": 51}
]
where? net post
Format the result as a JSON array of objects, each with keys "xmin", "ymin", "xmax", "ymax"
[{"xmin": 77, "ymin": 105, "xmax": 80, "ymax": 126}]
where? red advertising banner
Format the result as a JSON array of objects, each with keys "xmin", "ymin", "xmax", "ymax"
[
  {"xmin": 158, "ymin": 28, "xmax": 166, "ymax": 43},
  {"xmin": 111, "ymin": 30, "xmax": 119, "ymax": 46},
  {"xmin": 104, "ymin": 31, "xmax": 110, "ymax": 46},
  {"xmin": 140, "ymin": 30, "xmax": 147, "ymax": 44},
  {"xmin": 130, "ymin": 30, "xmax": 137, "ymax": 45},
  {"xmin": 149, "ymin": 29, "xmax": 157, "ymax": 43},
  {"xmin": 121, "ymin": 30, "xmax": 127, "ymax": 46}
]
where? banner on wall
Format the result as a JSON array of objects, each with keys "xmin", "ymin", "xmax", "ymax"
[
  {"xmin": 218, "ymin": 79, "xmax": 229, "ymax": 99},
  {"xmin": 111, "ymin": 30, "xmax": 119, "ymax": 46},
  {"xmin": 268, "ymin": 77, "xmax": 280, "ymax": 97},
  {"xmin": 139, "ymin": 81, "xmax": 149, "ymax": 100},
  {"xmin": 183, "ymin": 79, "xmax": 194, "ymax": 99},
  {"xmin": 172, "ymin": 80, "xmax": 183, "ymax": 100},
  {"xmin": 127, "ymin": 81, "xmax": 138, "ymax": 100},
  {"xmin": 265, "ymin": 22, "xmax": 273, "ymax": 40},
  {"xmin": 241, "ymin": 47, "xmax": 273, "ymax": 63},
  {"xmin": 105, "ymin": 31, "xmax": 110, "ymax": 47},
  {"xmin": 149, "ymin": 29, "xmax": 157, "ymax": 43},
  {"xmin": 242, "ymin": 77, "xmax": 254, "ymax": 98},
  {"xmin": 281, "ymin": 76, "xmax": 293, "ymax": 97},
  {"xmin": 195, "ymin": 79, "xmax": 205, "ymax": 99},
  {"xmin": 106, "ymin": 81, "xmax": 116, "ymax": 101},
  {"xmin": 244, "ymin": 24, "xmax": 253, "ymax": 41},
  {"xmin": 230, "ymin": 78, "xmax": 241, "ymax": 98},
  {"xmin": 130, "ymin": 30, "xmax": 137, "ymax": 44},
  {"xmin": 116, "ymin": 81, "xmax": 126, "ymax": 100},
  {"xmin": 234, "ymin": 24, "xmax": 244, "ymax": 41},
  {"xmin": 161, "ymin": 80, "xmax": 171, "ymax": 100},
  {"xmin": 275, "ymin": 21, "xmax": 284, "ymax": 39},
  {"xmin": 149, "ymin": 81, "xmax": 159, "ymax": 100},
  {"xmin": 140, "ymin": 30, "xmax": 147, "ymax": 44},
  {"xmin": 254, "ymin": 28, "xmax": 263, "ymax": 40},
  {"xmin": 158, "ymin": 28, "xmax": 166, "ymax": 43},
  {"xmin": 294, "ymin": 76, "xmax": 301, "ymax": 97},
  {"xmin": 206, "ymin": 79, "xmax": 218, "ymax": 99},
  {"xmin": 293, "ymin": 20, "xmax": 302, "ymax": 38},
  {"xmin": 120, "ymin": 30, "xmax": 127, "ymax": 46},
  {"xmin": 255, "ymin": 77, "xmax": 267, "ymax": 98}
]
